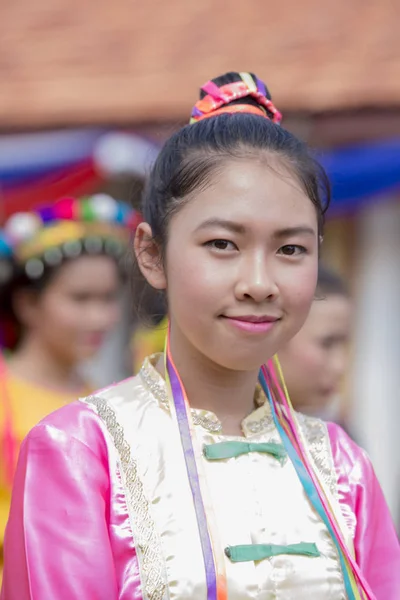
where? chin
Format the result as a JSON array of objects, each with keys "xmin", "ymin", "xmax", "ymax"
[
  {"xmin": 75, "ymin": 347, "xmax": 98, "ymax": 361},
  {"xmin": 84, "ymin": 349, "xmax": 101, "ymax": 360},
  {"xmin": 207, "ymin": 346, "xmax": 275, "ymax": 373}
]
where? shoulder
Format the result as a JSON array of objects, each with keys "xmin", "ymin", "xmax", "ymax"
[
  {"xmin": 297, "ymin": 415, "xmax": 373, "ymax": 479},
  {"xmin": 84, "ymin": 371, "xmax": 154, "ymax": 424},
  {"xmin": 301, "ymin": 418, "xmax": 379, "ymax": 536},
  {"xmin": 326, "ymin": 421, "xmax": 373, "ymax": 482},
  {"xmin": 89, "ymin": 371, "xmax": 144, "ymax": 407},
  {"xmin": 295, "ymin": 413, "xmax": 376, "ymax": 503},
  {"xmin": 295, "ymin": 412, "xmax": 340, "ymax": 496},
  {"xmin": 325, "ymin": 421, "xmax": 382, "ymax": 523},
  {"xmin": 25, "ymin": 373, "xmax": 146, "ymax": 456}
]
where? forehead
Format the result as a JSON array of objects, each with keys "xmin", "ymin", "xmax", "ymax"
[
  {"xmin": 47, "ymin": 255, "xmax": 119, "ymax": 292},
  {"xmin": 175, "ymin": 157, "xmax": 318, "ymax": 231}
]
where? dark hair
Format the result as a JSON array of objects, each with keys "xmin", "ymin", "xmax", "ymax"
[
  {"xmin": 316, "ymin": 265, "xmax": 349, "ymax": 298},
  {"xmin": 0, "ymin": 260, "xmax": 64, "ymax": 349},
  {"xmin": 0, "ymin": 252, "xmax": 124, "ymax": 350},
  {"xmin": 134, "ymin": 72, "xmax": 331, "ymax": 319}
]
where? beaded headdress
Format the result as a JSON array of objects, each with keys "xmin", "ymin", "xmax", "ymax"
[{"xmin": 0, "ymin": 195, "xmax": 141, "ymax": 285}]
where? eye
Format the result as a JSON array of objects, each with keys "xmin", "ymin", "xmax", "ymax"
[
  {"xmin": 70, "ymin": 292, "xmax": 91, "ymax": 303},
  {"xmin": 205, "ymin": 239, "xmax": 238, "ymax": 252},
  {"xmin": 278, "ymin": 244, "xmax": 307, "ymax": 256},
  {"xmin": 321, "ymin": 335, "xmax": 348, "ymax": 350},
  {"xmin": 320, "ymin": 337, "xmax": 336, "ymax": 350}
]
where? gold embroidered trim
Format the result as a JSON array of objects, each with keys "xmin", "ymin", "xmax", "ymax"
[
  {"xmin": 297, "ymin": 413, "xmax": 337, "ymax": 498},
  {"xmin": 297, "ymin": 412, "xmax": 348, "ymax": 598},
  {"xmin": 140, "ymin": 356, "xmax": 271, "ymax": 437},
  {"xmin": 140, "ymin": 361, "xmax": 223, "ymax": 434},
  {"xmin": 191, "ymin": 411, "xmax": 222, "ymax": 434},
  {"xmin": 139, "ymin": 362, "xmax": 169, "ymax": 411},
  {"xmin": 84, "ymin": 395, "xmax": 168, "ymax": 600},
  {"xmin": 244, "ymin": 413, "xmax": 274, "ymax": 435}
]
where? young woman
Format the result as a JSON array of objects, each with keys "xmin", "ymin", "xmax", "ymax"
[
  {"xmin": 278, "ymin": 265, "xmax": 352, "ymax": 418},
  {"xmin": 0, "ymin": 195, "xmax": 137, "ymax": 562},
  {"xmin": 2, "ymin": 73, "xmax": 399, "ymax": 599}
]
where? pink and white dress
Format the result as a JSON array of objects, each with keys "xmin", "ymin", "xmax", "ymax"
[{"xmin": 2, "ymin": 355, "xmax": 399, "ymax": 599}]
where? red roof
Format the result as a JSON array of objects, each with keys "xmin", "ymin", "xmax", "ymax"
[{"xmin": 1, "ymin": 0, "xmax": 399, "ymax": 127}]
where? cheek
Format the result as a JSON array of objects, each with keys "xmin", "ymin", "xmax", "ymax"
[
  {"xmin": 167, "ymin": 250, "xmax": 221, "ymax": 313},
  {"xmin": 282, "ymin": 338, "xmax": 321, "ymax": 374},
  {"xmin": 109, "ymin": 302, "xmax": 121, "ymax": 321},
  {"xmin": 281, "ymin": 266, "xmax": 318, "ymax": 321},
  {"xmin": 295, "ymin": 265, "xmax": 318, "ymax": 302},
  {"xmin": 42, "ymin": 298, "xmax": 83, "ymax": 335},
  {"xmin": 301, "ymin": 344, "xmax": 327, "ymax": 373},
  {"xmin": 100, "ymin": 302, "xmax": 121, "ymax": 329}
]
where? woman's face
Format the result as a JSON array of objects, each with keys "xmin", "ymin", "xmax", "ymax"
[
  {"xmin": 20, "ymin": 254, "xmax": 121, "ymax": 364},
  {"xmin": 278, "ymin": 293, "xmax": 352, "ymax": 415},
  {"xmin": 139, "ymin": 157, "xmax": 320, "ymax": 372}
]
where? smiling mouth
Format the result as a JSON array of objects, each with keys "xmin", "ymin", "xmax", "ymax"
[
  {"xmin": 223, "ymin": 315, "xmax": 280, "ymax": 323},
  {"xmin": 221, "ymin": 315, "xmax": 281, "ymax": 334},
  {"xmin": 83, "ymin": 333, "xmax": 105, "ymax": 346}
]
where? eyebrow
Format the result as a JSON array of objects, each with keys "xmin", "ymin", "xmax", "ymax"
[
  {"xmin": 272, "ymin": 226, "xmax": 316, "ymax": 239},
  {"xmin": 194, "ymin": 219, "xmax": 316, "ymax": 238},
  {"xmin": 194, "ymin": 218, "xmax": 246, "ymax": 234}
]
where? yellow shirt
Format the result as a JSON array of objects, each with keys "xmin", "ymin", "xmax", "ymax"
[
  {"xmin": 0, "ymin": 370, "xmax": 89, "ymax": 551},
  {"xmin": 131, "ymin": 317, "xmax": 168, "ymax": 374}
]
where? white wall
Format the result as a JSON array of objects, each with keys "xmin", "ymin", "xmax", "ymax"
[{"xmin": 350, "ymin": 198, "xmax": 400, "ymax": 521}]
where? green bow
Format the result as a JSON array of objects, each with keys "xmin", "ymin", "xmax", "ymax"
[
  {"xmin": 225, "ymin": 542, "xmax": 320, "ymax": 563},
  {"xmin": 203, "ymin": 441, "xmax": 286, "ymax": 463}
]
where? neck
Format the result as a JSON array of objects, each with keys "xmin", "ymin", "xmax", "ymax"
[
  {"xmin": 162, "ymin": 327, "xmax": 260, "ymax": 436},
  {"xmin": 9, "ymin": 336, "xmax": 83, "ymax": 392}
]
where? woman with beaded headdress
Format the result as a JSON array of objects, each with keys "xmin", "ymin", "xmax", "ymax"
[
  {"xmin": 2, "ymin": 73, "xmax": 399, "ymax": 599},
  {"xmin": 0, "ymin": 194, "xmax": 139, "ymax": 566}
]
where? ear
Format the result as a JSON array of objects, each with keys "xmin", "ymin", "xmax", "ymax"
[
  {"xmin": 12, "ymin": 288, "xmax": 40, "ymax": 328},
  {"xmin": 134, "ymin": 222, "xmax": 167, "ymax": 290}
]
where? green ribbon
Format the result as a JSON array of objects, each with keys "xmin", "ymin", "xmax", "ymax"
[
  {"xmin": 203, "ymin": 441, "xmax": 286, "ymax": 463},
  {"xmin": 225, "ymin": 542, "xmax": 320, "ymax": 563}
]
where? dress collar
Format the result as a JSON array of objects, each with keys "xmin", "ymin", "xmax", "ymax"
[{"xmin": 139, "ymin": 354, "xmax": 274, "ymax": 437}]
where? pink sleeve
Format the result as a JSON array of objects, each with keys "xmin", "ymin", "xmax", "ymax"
[
  {"xmin": 328, "ymin": 422, "xmax": 400, "ymax": 600},
  {"xmin": 1, "ymin": 421, "xmax": 118, "ymax": 599}
]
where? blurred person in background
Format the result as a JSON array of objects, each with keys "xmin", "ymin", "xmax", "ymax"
[
  {"xmin": 278, "ymin": 264, "xmax": 352, "ymax": 425},
  {"xmin": 0, "ymin": 195, "xmax": 138, "ymax": 566},
  {"xmin": 131, "ymin": 313, "xmax": 168, "ymax": 373}
]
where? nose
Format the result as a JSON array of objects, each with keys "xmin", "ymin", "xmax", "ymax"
[
  {"xmin": 85, "ymin": 301, "xmax": 118, "ymax": 331},
  {"xmin": 234, "ymin": 252, "xmax": 279, "ymax": 303}
]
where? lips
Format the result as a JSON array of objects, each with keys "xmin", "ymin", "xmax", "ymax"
[
  {"xmin": 82, "ymin": 333, "xmax": 105, "ymax": 347},
  {"xmin": 221, "ymin": 314, "xmax": 281, "ymax": 334},
  {"xmin": 224, "ymin": 315, "xmax": 280, "ymax": 323}
]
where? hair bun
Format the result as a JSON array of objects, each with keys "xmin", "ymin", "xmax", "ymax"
[{"xmin": 190, "ymin": 71, "xmax": 282, "ymax": 124}]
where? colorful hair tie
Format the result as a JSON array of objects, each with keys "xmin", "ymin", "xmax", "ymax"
[{"xmin": 190, "ymin": 72, "xmax": 282, "ymax": 125}]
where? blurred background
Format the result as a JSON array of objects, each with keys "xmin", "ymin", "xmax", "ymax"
[{"xmin": 0, "ymin": 0, "xmax": 399, "ymax": 520}]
